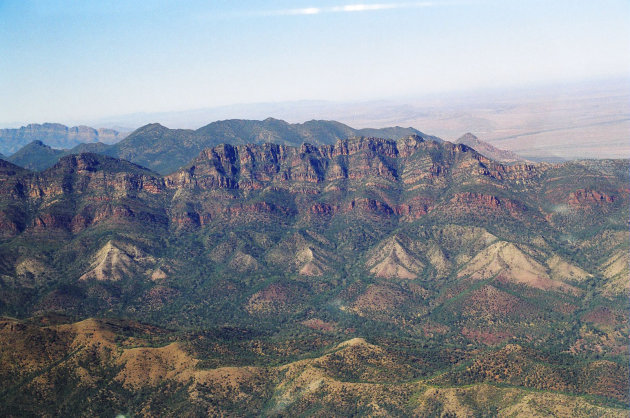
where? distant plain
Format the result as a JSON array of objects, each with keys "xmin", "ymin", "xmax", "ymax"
[{"xmin": 86, "ymin": 78, "xmax": 629, "ymax": 161}]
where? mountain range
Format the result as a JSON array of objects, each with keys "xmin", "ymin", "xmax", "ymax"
[
  {"xmin": 0, "ymin": 132, "xmax": 627, "ymax": 415},
  {"xmin": 2, "ymin": 118, "xmax": 438, "ymax": 174},
  {"xmin": 0, "ymin": 123, "xmax": 126, "ymax": 155}
]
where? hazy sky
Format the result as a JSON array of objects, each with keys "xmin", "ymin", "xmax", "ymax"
[{"xmin": 1, "ymin": 0, "xmax": 629, "ymax": 125}]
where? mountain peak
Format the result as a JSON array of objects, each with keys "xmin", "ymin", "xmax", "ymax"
[
  {"xmin": 138, "ymin": 122, "xmax": 169, "ymax": 131},
  {"xmin": 459, "ymin": 132, "xmax": 479, "ymax": 142},
  {"xmin": 50, "ymin": 152, "xmax": 156, "ymax": 176},
  {"xmin": 456, "ymin": 132, "xmax": 527, "ymax": 163},
  {"xmin": 29, "ymin": 140, "xmax": 49, "ymax": 148},
  {"xmin": 53, "ymin": 152, "xmax": 107, "ymax": 171}
]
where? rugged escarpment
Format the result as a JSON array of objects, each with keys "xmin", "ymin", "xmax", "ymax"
[
  {"xmin": 0, "ymin": 135, "xmax": 626, "ymax": 262},
  {"xmin": 0, "ymin": 135, "xmax": 568, "ymax": 232}
]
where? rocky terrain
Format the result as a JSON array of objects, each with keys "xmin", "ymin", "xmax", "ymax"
[{"xmin": 0, "ymin": 134, "xmax": 627, "ymax": 415}]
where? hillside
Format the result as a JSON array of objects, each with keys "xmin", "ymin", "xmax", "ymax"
[
  {"xmin": 0, "ymin": 316, "xmax": 626, "ymax": 416},
  {"xmin": 5, "ymin": 140, "xmax": 66, "ymax": 170},
  {"xmin": 0, "ymin": 136, "xmax": 627, "ymax": 415}
]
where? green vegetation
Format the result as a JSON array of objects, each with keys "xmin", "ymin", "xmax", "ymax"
[{"xmin": 0, "ymin": 135, "xmax": 627, "ymax": 415}]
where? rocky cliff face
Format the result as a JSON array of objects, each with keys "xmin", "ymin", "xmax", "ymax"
[
  {"xmin": 161, "ymin": 136, "xmax": 564, "ymax": 227},
  {"xmin": 0, "ymin": 153, "xmax": 166, "ymax": 236},
  {"xmin": 1, "ymin": 136, "xmax": 626, "ymax": 236},
  {"xmin": 165, "ymin": 136, "xmax": 489, "ymax": 190}
]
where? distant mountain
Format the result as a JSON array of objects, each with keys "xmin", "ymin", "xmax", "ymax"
[
  {"xmin": 108, "ymin": 118, "xmax": 438, "ymax": 174},
  {"xmin": 6, "ymin": 140, "xmax": 66, "ymax": 170},
  {"xmin": 0, "ymin": 123, "xmax": 126, "ymax": 155},
  {"xmin": 456, "ymin": 133, "xmax": 527, "ymax": 163},
  {"xmin": 194, "ymin": 118, "xmax": 440, "ymax": 146},
  {"xmin": 6, "ymin": 140, "xmax": 113, "ymax": 171}
]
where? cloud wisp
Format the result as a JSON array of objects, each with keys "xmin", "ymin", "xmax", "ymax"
[{"xmin": 259, "ymin": 2, "xmax": 439, "ymax": 17}]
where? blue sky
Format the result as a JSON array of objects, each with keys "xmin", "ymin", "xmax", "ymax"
[{"xmin": 0, "ymin": 0, "xmax": 629, "ymax": 125}]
